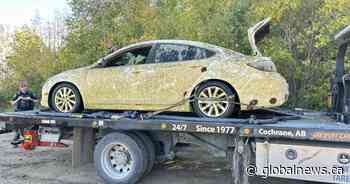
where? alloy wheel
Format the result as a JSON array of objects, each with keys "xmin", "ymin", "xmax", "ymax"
[
  {"xmin": 54, "ymin": 87, "xmax": 77, "ymax": 112},
  {"xmin": 197, "ymin": 86, "xmax": 231, "ymax": 117}
]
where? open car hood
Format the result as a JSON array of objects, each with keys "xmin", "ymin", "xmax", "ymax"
[
  {"xmin": 248, "ymin": 18, "xmax": 271, "ymax": 56},
  {"xmin": 335, "ymin": 24, "xmax": 350, "ymax": 47}
]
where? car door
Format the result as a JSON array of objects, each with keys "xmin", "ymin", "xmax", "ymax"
[
  {"xmin": 84, "ymin": 44, "xmax": 155, "ymax": 108},
  {"xmin": 145, "ymin": 43, "xmax": 215, "ymax": 105}
]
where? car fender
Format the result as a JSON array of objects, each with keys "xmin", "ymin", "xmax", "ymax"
[
  {"xmin": 185, "ymin": 60, "xmax": 248, "ymax": 101},
  {"xmin": 42, "ymin": 68, "xmax": 89, "ymax": 107}
]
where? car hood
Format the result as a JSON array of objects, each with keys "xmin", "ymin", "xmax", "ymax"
[
  {"xmin": 335, "ymin": 24, "xmax": 350, "ymax": 46},
  {"xmin": 47, "ymin": 66, "xmax": 91, "ymax": 83},
  {"xmin": 248, "ymin": 18, "xmax": 271, "ymax": 56},
  {"xmin": 57, "ymin": 66, "xmax": 90, "ymax": 77}
]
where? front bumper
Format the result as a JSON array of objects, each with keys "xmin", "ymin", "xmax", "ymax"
[{"xmin": 41, "ymin": 83, "xmax": 50, "ymax": 108}]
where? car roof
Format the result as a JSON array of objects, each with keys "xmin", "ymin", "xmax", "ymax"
[
  {"xmin": 105, "ymin": 39, "xmax": 224, "ymax": 60},
  {"xmin": 134, "ymin": 39, "xmax": 221, "ymax": 49}
]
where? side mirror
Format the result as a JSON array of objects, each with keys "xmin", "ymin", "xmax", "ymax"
[{"xmin": 96, "ymin": 58, "xmax": 106, "ymax": 67}]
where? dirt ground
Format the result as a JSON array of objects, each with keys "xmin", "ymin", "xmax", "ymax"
[{"xmin": 0, "ymin": 132, "xmax": 320, "ymax": 184}]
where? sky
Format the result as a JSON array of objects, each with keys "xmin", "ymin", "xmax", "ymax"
[{"xmin": 0, "ymin": 0, "xmax": 70, "ymax": 26}]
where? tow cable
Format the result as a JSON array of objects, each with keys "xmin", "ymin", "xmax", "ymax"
[{"xmin": 141, "ymin": 94, "xmax": 301, "ymax": 123}]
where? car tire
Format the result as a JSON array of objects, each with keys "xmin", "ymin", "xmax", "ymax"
[
  {"xmin": 94, "ymin": 132, "xmax": 147, "ymax": 184},
  {"xmin": 192, "ymin": 81, "xmax": 238, "ymax": 118},
  {"xmin": 50, "ymin": 83, "xmax": 83, "ymax": 113}
]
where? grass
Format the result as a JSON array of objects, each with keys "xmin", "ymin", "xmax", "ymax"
[{"xmin": 0, "ymin": 106, "xmax": 12, "ymax": 112}]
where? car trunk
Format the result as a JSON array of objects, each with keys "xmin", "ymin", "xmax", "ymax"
[{"xmin": 248, "ymin": 18, "xmax": 271, "ymax": 56}]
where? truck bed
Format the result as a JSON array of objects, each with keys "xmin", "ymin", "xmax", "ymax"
[{"xmin": 0, "ymin": 109, "xmax": 349, "ymax": 143}]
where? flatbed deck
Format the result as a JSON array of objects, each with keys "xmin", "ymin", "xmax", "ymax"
[
  {"xmin": 0, "ymin": 110, "xmax": 349, "ymax": 143},
  {"xmin": 1, "ymin": 110, "xmax": 350, "ymax": 184}
]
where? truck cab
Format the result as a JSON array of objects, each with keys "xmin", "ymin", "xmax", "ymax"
[{"xmin": 331, "ymin": 24, "xmax": 350, "ymax": 121}]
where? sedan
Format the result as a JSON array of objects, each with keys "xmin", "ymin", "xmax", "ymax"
[{"xmin": 41, "ymin": 18, "xmax": 289, "ymax": 118}]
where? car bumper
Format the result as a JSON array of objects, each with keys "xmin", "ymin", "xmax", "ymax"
[
  {"xmin": 239, "ymin": 73, "xmax": 289, "ymax": 110},
  {"xmin": 41, "ymin": 83, "xmax": 50, "ymax": 108}
]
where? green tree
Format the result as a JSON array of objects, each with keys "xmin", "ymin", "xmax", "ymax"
[
  {"xmin": 252, "ymin": 0, "xmax": 350, "ymax": 109},
  {"xmin": 0, "ymin": 28, "xmax": 55, "ymax": 101},
  {"xmin": 3, "ymin": 0, "xmax": 350, "ymax": 111}
]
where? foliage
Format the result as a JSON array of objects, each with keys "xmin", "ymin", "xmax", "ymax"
[
  {"xmin": 1, "ymin": 0, "xmax": 350, "ymax": 111},
  {"xmin": 0, "ymin": 28, "xmax": 56, "ymax": 105},
  {"xmin": 253, "ymin": 0, "xmax": 350, "ymax": 109}
]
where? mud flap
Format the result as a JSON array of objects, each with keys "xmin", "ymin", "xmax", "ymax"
[
  {"xmin": 0, "ymin": 121, "xmax": 8, "ymax": 134},
  {"xmin": 232, "ymin": 134, "xmax": 253, "ymax": 184}
]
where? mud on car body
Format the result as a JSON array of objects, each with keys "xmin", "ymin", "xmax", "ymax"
[{"xmin": 41, "ymin": 18, "xmax": 288, "ymax": 118}]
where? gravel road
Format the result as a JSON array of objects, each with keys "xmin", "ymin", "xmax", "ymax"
[{"xmin": 0, "ymin": 132, "xmax": 320, "ymax": 184}]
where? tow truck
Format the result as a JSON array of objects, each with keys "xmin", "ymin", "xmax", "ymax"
[{"xmin": 1, "ymin": 23, "xmax": 350, "ymax": 184}]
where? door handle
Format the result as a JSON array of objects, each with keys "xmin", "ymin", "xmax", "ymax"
[
  {"xmin": 190, "ymin": 66, "xmax": 207, "ymax": 72},
  {"xmin": 189, "ymin": 65, "xmax": 202, "ymax": 68},
  {"xmin": 132, "ymin": 71, "xmax": 141, "ymax": 74}
]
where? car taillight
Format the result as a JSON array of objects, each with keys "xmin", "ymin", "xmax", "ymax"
[{"xmin": 247, "ymin": 59, "xmax": 277, "ymax": 72}]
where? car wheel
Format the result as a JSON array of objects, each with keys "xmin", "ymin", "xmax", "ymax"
[
  {"xmin": 193, "ymin": 81, "xmax": 238, "ymax": 118},
  {"xmin": 50, "ymin": 83, "xmax": 83, "ymax": 113}
]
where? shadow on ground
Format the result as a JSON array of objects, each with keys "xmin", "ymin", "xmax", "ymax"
[{"xmin": 0, "ymin": 133, "xmax": 321, "ymax": 184}]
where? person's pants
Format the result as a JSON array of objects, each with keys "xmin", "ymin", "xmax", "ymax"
[
  {"xmin": 12, "ymin": 109, "xmax": 35, "ymax": 141},
  {"xmin": 13, "ymin": 128, "xmax": 23, "ymax": 141}
]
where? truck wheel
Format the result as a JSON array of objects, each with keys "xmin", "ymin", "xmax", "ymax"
[
  {"xmin": 125, "ymin": 132, "xmax": 149, "ymax": 178},
  {"xmin": 132, "ymin": 132, "xmax": 156, "ymax": 176},
  {"xmin": 94, "ymin": 132, "xmax": 147, "ymax": 184}
]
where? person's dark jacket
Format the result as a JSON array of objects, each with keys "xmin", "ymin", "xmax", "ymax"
[{"xmin": 12, "ymin": 91, "xmax": 37, "ymax": 111}]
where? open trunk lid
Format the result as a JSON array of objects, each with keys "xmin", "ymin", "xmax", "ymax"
[
  {"xmin": 335, "ymin": 25, "xmax": 350, "ymax": 46},
  {"xmin": 248, "ymin": 18, "xmax": 271, "ymax": 56}
]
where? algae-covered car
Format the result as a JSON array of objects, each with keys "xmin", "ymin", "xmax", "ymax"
[{"xmin": 41, "ymin": 18, "xmax": 289, "ymax": 118}]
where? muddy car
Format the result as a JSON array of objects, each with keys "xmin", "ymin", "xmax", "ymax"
[{"xmin": 41, "ymin": 18, "xmax": 288, "ymax": 118}]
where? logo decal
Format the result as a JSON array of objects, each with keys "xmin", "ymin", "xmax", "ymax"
[{"xmin": 338, "ymin": 153, "xmax": 350, "ymax": 164}]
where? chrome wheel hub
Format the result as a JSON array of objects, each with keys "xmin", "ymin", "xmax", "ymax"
[
  {"xmin": 54, "ymin": 87, "xmax": 76, "ymax": 112},
  {"xmin": 198, "ymin": 86, "xmax": 230, "ymax": 117},
  {"xmin": 102, "ymin": 144, "xmax": 133, "ymax": 179}
]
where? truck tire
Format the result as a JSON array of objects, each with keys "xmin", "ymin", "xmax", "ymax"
[
  {"xmin": 94, "ymin": 132, "xmax": 147, "ymax": 184},
  {"xmin": 125, "ymin": 132, "xmax": 149, "ymax": 178},
  {"xmin": 132, "ymin": 131, "xmax": 156, "ymax": 176}
]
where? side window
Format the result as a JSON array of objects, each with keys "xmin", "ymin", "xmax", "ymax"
[
  {"xmin": 106, "ymin": 46, "xmax": 152, "ymax": 67},
  {"xmin": 186, "ymin": 46, "xmax": 215, "ymax": 60},
  {"xmin": 154, "ymin": 44, "xmax": 215, "ymax": 63},
  {"xmin": 154, "ymin": 44, "xmax": 188, "ymax": 63}
]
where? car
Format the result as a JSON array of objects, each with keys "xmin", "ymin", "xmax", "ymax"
[{"xmin": 41, "ymin": 18, "xmax": 289, "ymax": 118}]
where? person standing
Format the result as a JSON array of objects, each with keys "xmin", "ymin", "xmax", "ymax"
[{"xmin": 10, "ymin": 80, "xmax": 38, "ymax": 146}]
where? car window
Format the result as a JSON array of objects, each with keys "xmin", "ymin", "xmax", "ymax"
[
  {"xmin": 154, "ymin": 44, "xmax": 215, "ymax": 63},
  {"xmin": 105, "ymin": 46, "xmax": 152, "ymax": 67}
]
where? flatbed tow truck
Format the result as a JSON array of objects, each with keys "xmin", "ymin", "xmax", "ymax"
[{"xmin": 1, "ymin": 25, "xmax": 350, "ymax": 184}]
